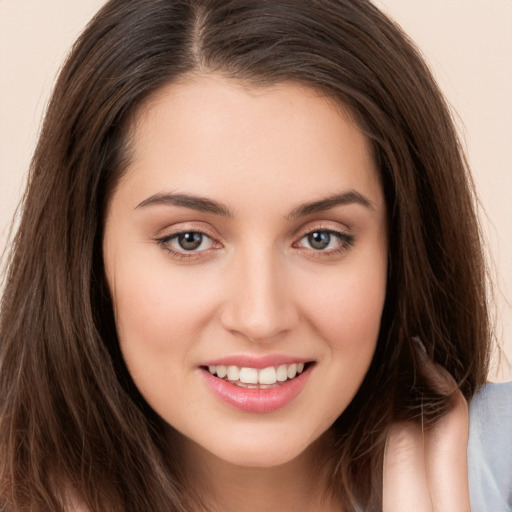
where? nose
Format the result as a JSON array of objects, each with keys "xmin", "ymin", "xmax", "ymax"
[{"xmin": 220, "ymin": 246, "xmax": 299, "ymax": 343}]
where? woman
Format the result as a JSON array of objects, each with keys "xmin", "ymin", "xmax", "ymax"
[{"xmin": 0, "ymin": 0, "xmax": 509, "ymax": 510}]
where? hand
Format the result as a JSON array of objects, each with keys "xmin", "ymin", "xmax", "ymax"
[{"xmin": 382, "ymin": 341, "xmax": 470, "ymax": 512}]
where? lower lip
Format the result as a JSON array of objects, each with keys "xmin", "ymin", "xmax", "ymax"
[{"xmin": 200, "ymin": 366, "xmax": 312, "ymax": 413}]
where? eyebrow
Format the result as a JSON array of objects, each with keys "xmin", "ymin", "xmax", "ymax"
[
  {"xmin": 135, "ymin": 189, "xmax": 375, "ymax": 218},
  {"xmin": 136, "ymin": 193, "xmax": 233, "ymax": 217},
  {"xmin": 287, "ymin": 190, "xmax": 375, "ymax": 218}
]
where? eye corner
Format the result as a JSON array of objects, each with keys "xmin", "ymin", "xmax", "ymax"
[
  {"xmin": 292, "ymin": 227, "xmax": 355, "ymax": 257},
  {"xmin": 155, "ymin": 228, "xmax": 223, "ymax": 262}
]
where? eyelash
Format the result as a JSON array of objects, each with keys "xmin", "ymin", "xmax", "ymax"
[
  {"xmin": 293, "ymin": 229, "xmax": 355, "ymax": 257},
  {"xmin": 156, "ymin": 231, "xmax": 220, "ymax": 261},
  {"xmin": 156, "ymin": 227, "xmax": 355, "ymax": 261}
]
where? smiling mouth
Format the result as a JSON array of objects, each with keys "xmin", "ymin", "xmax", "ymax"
[{"xmin": 202, "ymin": 362, "xmax": 312, "ymax": 389}]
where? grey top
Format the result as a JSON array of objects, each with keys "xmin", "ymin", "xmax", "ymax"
[
  {"xmin": 468, "ymin": 381, "xmax": 512, "ymax": 512},
  {"xmin": 0, "ymin": 384, "xmax": 509, "ymax": 511}
]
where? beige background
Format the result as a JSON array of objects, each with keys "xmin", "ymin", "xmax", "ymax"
[{"xmin": 1, "ymin": 1, "xmax": 511, "ymax": 380}]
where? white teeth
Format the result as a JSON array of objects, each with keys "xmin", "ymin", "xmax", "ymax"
[
  {"xmin": 276, "ymin": 364, "xmax": 289, "ymax": 382},
  {"xmin": 239, "ymin": 367, "xmax": 258, "ymax": 384},
  {"xmin": 206, "ymin": 362, "xmax": 307, "ymax": 385},
  {"xmin": 258, "ymin": 366, "xmax": 277, "ymax": 385},
  {"xmin": 227, "ymin": 365, "xmax": 240, "ymax": 381}
]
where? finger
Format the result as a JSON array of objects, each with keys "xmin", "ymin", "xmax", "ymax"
[
  {"xmin": 424, "ymin": 391, "xmax": 470, "ymax": 512},
  {"xmin": 412, "ymin": 337, "xmax": 458, "ymax": 396},
  {"xmin": 417, "ymin": 348, "xmax": 470, "ymax": 512},
  {"xmin": 383, "ymin": 421, "xmax": 433, "ymax": 512}
]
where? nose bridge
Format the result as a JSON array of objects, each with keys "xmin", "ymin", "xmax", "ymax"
[{"xmin": 221, "ymin": 242, "xmax": 297, "ymax": 342}]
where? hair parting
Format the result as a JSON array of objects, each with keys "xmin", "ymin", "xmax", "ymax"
[{"xmin": 0, "ymin": 1, "xmax": 491, "ymax": 510}]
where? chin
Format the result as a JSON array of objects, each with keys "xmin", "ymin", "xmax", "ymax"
[
  {"xmin": 197, "ymin": 424, "xmax": 331, "ymax": 470},
  {"xmin": 217, "ymin": 446, "xmax": 303, "ymax": 469}
]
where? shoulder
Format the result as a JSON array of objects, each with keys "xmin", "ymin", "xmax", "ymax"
[{"xmin": 468, "ymin": 381, "xmax": 512, "ymax": 512}]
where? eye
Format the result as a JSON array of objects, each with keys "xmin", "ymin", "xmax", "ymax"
[
  {"xmin": 175, "ymin": 232, "xmax": 207, "ymax": 251},
  {"xmin": 157, "ymin": 231, "xmax": 218, "ymax": 257},
  {"xmin": 294, "ymin": 229, "xmax": 354, "ymax": 254},
  {"xmin": 305, "ymin": 231, "xmax": 334, "ymax": 250}
]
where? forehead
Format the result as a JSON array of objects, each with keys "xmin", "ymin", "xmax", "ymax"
[{"xmin": 115, "ymin": 74, "xmax": 383, "ymax": 214}]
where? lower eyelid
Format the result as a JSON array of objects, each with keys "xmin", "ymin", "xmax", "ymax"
[
  {"xmin": 292, "ymin": 232, "xmax": 355, "ymax": 258},
  {"xmin": 155, "ymin": 230, "xmax": 224, "ymax": 261},
  {"xmin": 298, "ymin": 229, "xmax": 352, "ymax": 243},
  {"xmin": 156, "ymin": 227, "xmax": 353, "ymax": 259},
  {"xmin": 167, "ymin": 233, "xmax": 212, "ymax": 247}
]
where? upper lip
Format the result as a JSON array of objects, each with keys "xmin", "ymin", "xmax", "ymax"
[{"xmin": 201, "ymin": 354, "xmax": 313, "ymax": 369}]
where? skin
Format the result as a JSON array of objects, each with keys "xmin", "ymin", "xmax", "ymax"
[
  {"xmin": 383, "ymin": 349, "xmax": 471, "ymax": 512},
  {"xmin": 103, "ymin": 74, "xmax": 469, "ymax": 511}
]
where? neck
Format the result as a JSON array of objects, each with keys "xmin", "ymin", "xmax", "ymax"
[{"xmin": 176, "ymin": 430, "xmax": 342, "ymax": 512}]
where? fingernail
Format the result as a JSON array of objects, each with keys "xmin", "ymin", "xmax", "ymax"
[{"xmin": 412, "ymin": 336, "xmax": 427, "ymax": 359}]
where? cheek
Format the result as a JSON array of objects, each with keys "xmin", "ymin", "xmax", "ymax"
[
  {"xmin": 285, "ymin": 256, "xmax": 387, "ymax": 431},
  {"xmin": 109, "ymin": 263, "xmax": 223, "ymax": 409},
  {"xmin": 318, "ymin": 279, "xmax": 385, "ymax": 343},
  {"xmin": 302, "ymin": 258, "xmax": 387, "ymax": 350},
  {"xmin": 107, "ymin": 246, "xmax": 221, "ymax": 363}
]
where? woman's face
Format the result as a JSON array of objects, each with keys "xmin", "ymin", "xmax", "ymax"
[{"xmin": 103, "ymin": 75, "xmax": 388, "ymax": 468}]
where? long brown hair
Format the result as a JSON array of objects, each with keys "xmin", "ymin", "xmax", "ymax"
[{"xmin": 0, "ymin": 0, "xmax": 491, "ymax": 510}]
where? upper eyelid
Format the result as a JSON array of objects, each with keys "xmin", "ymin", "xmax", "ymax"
[
  {"xmin": 158, "ymin": 231, "xmax": 220, "ymax": 250},
  {"xmin": 294, "ymin": 229, "xmax": 353, "ymax": 245},
  {"xmin": 156, "ymin": 231, "xmax": 220, "ymax": 260},
  {"xmin": 155, "ymin": 223, "xmax": 220, "ymax": 241},
  {"xmin": 293, "ymin": 221, "xmax": 351, "ymax": 239},
  {"xmin": 154, "ymin": 221, "xmax": 352, "ymax": 244},
  {"xmin": 293, "ymin": 231, "xmax": 355, "ymax": 259},
  {"xmin": 300, "ymin": 226, "xmax": 349, "ymax": 235}
]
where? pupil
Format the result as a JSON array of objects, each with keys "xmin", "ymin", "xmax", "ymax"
[
  {"xmin": 308, "ymin": 231, "xmax": 330, "ymax": 250},
  {"xmin": 178, "ymin": 232, "xmax": 202, "ymax": 250}
]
